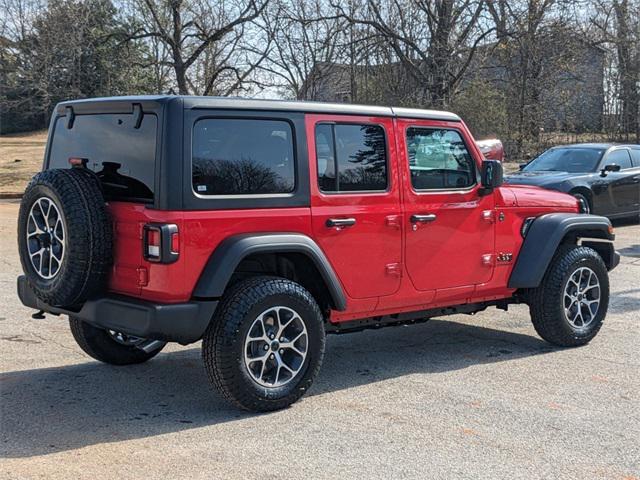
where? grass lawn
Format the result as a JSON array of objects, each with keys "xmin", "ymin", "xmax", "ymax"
[{"xmin": 0, "ymin": 130, "xmax": 47, "ymax": 195}]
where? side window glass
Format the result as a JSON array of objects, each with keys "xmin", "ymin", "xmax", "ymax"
[
  {"xmin": 315, "ymin": 123, "xmax": 387, "ymax": 192},
  {"xmin": 630, "ymin": 149, "xmax": 640, "ymax": 167},
  {"xmin": 406, "ymin": 128, "xmax": 476, "ymax": 190},
  {"xmin": 315, "ymin": 124, "xmax": 336, "ymax": 192},
  {"xmin": 192, "ymin": 118, "xmax": 295, "ymax": 195},
  {"xmin": 606, "ymin": 149, "xmax": 632, "ymax": 169}
]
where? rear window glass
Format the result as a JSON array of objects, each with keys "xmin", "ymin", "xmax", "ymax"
[
  {"xmin": 48, "ymin": 113, "xmax": 157, "ymax": 202},
  {"xmin": 631, "ymin": 149, "xmax": 640, "ymax": 167},
  {"xmin": 192, "ymin": 118, "xmax": 295, "ymax": 195}
]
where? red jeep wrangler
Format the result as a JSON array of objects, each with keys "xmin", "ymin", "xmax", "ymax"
[{"xmin": 17, "ymin": 96, "xmax": 620, "ymax": 411}]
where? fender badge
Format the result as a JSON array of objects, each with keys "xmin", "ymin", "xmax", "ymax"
[{"xmin": 497, "ymin": 252, "xmax": 513, "ymax": 263}]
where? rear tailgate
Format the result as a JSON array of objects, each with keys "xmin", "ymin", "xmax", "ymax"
[{"xmin": 107, "ymin": 202, "xmax": 187, "ymax": 302}]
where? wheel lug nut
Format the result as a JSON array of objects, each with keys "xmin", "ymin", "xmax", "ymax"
[
  {"xmin": 270, "ymin": 354, "xmax": 274, "ymax": 359},
  {"xmin": 279, "ymin": 349, "xmax": 284, "ymax": 354},
  {"xmin": 269, "ymin": 334, "xmax": 274, "ymax": 339},
  {"xmin": 263, "ymin": 345, "xmax": 269, "ymax": 351}
]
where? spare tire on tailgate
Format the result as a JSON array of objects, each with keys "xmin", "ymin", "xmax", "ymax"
[{"xmin": 18, "ymin": 168, "xmax": 113, "ymax": 307}]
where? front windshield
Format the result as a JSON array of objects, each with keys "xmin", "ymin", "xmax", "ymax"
[{"xmin": 524, "ymin": 148, "xmax": 604, "ymax": 173}]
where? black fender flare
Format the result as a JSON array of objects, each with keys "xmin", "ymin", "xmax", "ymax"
[
  {"xmin": 193, "ymin": 233, "xmax": 347, "ymax": 311},
  {"xmin": 508, "ymin": 213, "xmax": 617, "ymax": 289}
]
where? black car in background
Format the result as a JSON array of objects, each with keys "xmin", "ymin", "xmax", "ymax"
[{"xmin": 505, "ymin": 143, "xmax": 640, "ymax": 220}]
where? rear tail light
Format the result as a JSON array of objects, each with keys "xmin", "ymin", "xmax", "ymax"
[
  {"xmin": 143, "ymin": 224, "xmax": 179, "ymax": 264},
  {"xmin": 68, "ymin": 157, "xmax": 88, "ymax": 167}
]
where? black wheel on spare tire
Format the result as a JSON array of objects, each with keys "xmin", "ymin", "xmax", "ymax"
[
  {"xmin": 528, "ymin": 245, "xmax": 609, "ymax": 347},
  {"xmin": 18, "ymin": 168, "xmax": 112, "ymax": 307},
  {"xmin": 202, "ymin": 276, "xmax": 326, "ymax": 412},
  {"xmin": 69, "ymin": 317, "xmax": 164, "ymax": 365}
]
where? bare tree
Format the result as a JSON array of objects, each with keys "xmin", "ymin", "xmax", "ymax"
[
  {"xmin": 330, "ymin": 0, "xmax": 493, "ymax": 107},
  {"xmin": 122, "ymin": 0, "xmax": 270, "ymax": 95},
  {"xmin": 485, "ymin": 0, "xmax": 581, "ymax": 153},
  {"xmin": 591, "ymin": 0, "xmax": 639, "ymax": 139},
  {"xmin": 258, "ymin": 0, "xmax": 350, "ymax": 99}
]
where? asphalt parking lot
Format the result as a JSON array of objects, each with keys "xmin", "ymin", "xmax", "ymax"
[{"xmin": 1, "ymin": 199, "xmax": 638, "ymax": 480}]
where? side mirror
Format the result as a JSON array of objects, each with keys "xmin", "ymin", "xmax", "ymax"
[
  {"xmin": 518, "ymin": 163, "xmax": 527, "ymax": 171},
  {"xmin": 480, "ymin": 160, "xmax": 504, "ymax": 193},
  {"xmin": 600, "ymin": 164, "xmax": 621, "ymax": 176}
]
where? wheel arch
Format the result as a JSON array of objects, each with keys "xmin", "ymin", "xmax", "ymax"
[
  {"xmin": 508, "ymin": 213, "xmax": 618, "ymax": 289},
  {"xmin": 193, "ymin": 233, "xmax": 347, "ymax": 311}
]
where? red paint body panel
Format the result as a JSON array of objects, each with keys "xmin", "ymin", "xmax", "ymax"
[
  {"xmin": 306, "ymin": 114, "xmax": 402, "ymax": 300},
  {"xmin": 397, "ymin": 118, "xmax": 496, "ymax": 292},
  {"xmin": 106, "ymin": 114, "xmax": 580, "ymax": 325},
  {"xmin": 107, "ymin": 202, "xmax": 311, "ymax": 303}
]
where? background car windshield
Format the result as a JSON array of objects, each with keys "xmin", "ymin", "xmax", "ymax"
[{"xmin": 524, "ymin": 148, "xmax": 604, "ymax": 173}]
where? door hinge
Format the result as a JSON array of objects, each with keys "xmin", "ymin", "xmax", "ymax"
[
  {"xmin": 385, "ymin": 215, "xmax": 401, "ymax": 229},
  {"xmin": 481, "ymin": 210, "xmax": 495, "ymax": 223},
  {"xmin": 481, "ymin": 254, "xmax": 494, "ymax": 266},
  {"xmin": 385, "ymin": 263, "xmax": 402, "ymax": 277}
]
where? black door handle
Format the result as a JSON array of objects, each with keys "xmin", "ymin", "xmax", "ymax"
[
  {"xmin": 326, "ymin": 218, "xmax": 356, "ymax": 228},
  {"xmin": 410, "ymin": 214, "xmax": 437, "ymax": 223}
]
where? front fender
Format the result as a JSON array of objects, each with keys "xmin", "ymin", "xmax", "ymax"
[{"xmin": 508, "ymin": 213, "xmax": 616, "ymax": 289}]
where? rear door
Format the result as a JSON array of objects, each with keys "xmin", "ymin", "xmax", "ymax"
[
  {"xmin": 397, "ymin": 118, "xmax": 496, "ymax": 294},
  {"xmin": 307, "ymin": 114, "xmax": 402, "ymax": 299}
]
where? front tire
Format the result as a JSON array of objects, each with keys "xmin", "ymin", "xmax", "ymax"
[
  {"xmin": 202, "ymin": 276, "xmax": 325, "ymax": 412},
  {"xmin": 69, "ymin": 318, "xmax": 164, "ymax": 365},
  {"xmin": 528, "ymin": 245, "xmax": 609, "ymax": 347}
]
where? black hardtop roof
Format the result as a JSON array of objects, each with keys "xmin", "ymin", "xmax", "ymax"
[{"xmin": 56, "ymin": 95, "xmax": 462, "ymax": 122}]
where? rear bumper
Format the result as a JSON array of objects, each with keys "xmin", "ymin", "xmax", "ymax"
[{"xmin": 17, "ymin": 276, "xmax": 217, "ymax": 344}]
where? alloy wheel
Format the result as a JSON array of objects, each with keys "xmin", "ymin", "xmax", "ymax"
[{"xmin": 243, "ymin": 306, "xmax": 308, "ymax": 388}]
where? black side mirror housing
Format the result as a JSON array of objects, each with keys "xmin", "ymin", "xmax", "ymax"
[
  {"xmin": 480, "ymin": 160, "xmax": 504, "ymax": 195},
  {"xmin": 600, "ymin": 163, "xmax": 621, "ymax": 176}
]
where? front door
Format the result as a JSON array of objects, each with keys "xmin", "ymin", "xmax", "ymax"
[
  {"xmin": 398, "ymin": 119, "xmax": 495, "ymax": 292},
  {"xmin": 597, "ymin": 148, "xmax": 640, "ymax": 215},
  {"xmin": 308, "ymin": 114, "xmax": 402, "ymax": 299}
]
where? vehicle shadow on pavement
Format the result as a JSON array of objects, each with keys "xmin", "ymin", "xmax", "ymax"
[
  {"xmin": 1, "ymin": 318, "xmax": 555, "ymax": 458},
  {"xmin": 609, "ymin": 288, "xmax": 640, "ymax": 314}
]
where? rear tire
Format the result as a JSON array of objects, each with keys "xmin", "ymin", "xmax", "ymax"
[
  {"xmin": 202, "ymin": 276, "xmax": 325, "ymax": 412},
  {"xmin": 69, "ymin": 318, "xmax": 164, "ymax": 365},
  {"xmin": 528, "ymin": 245, "xmax": 609, "ymax": 347}
]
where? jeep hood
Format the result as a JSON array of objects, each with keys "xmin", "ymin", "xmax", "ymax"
[{"xmin": 504, "ymin": 185, "xmax": 579, "ymax": 209}]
